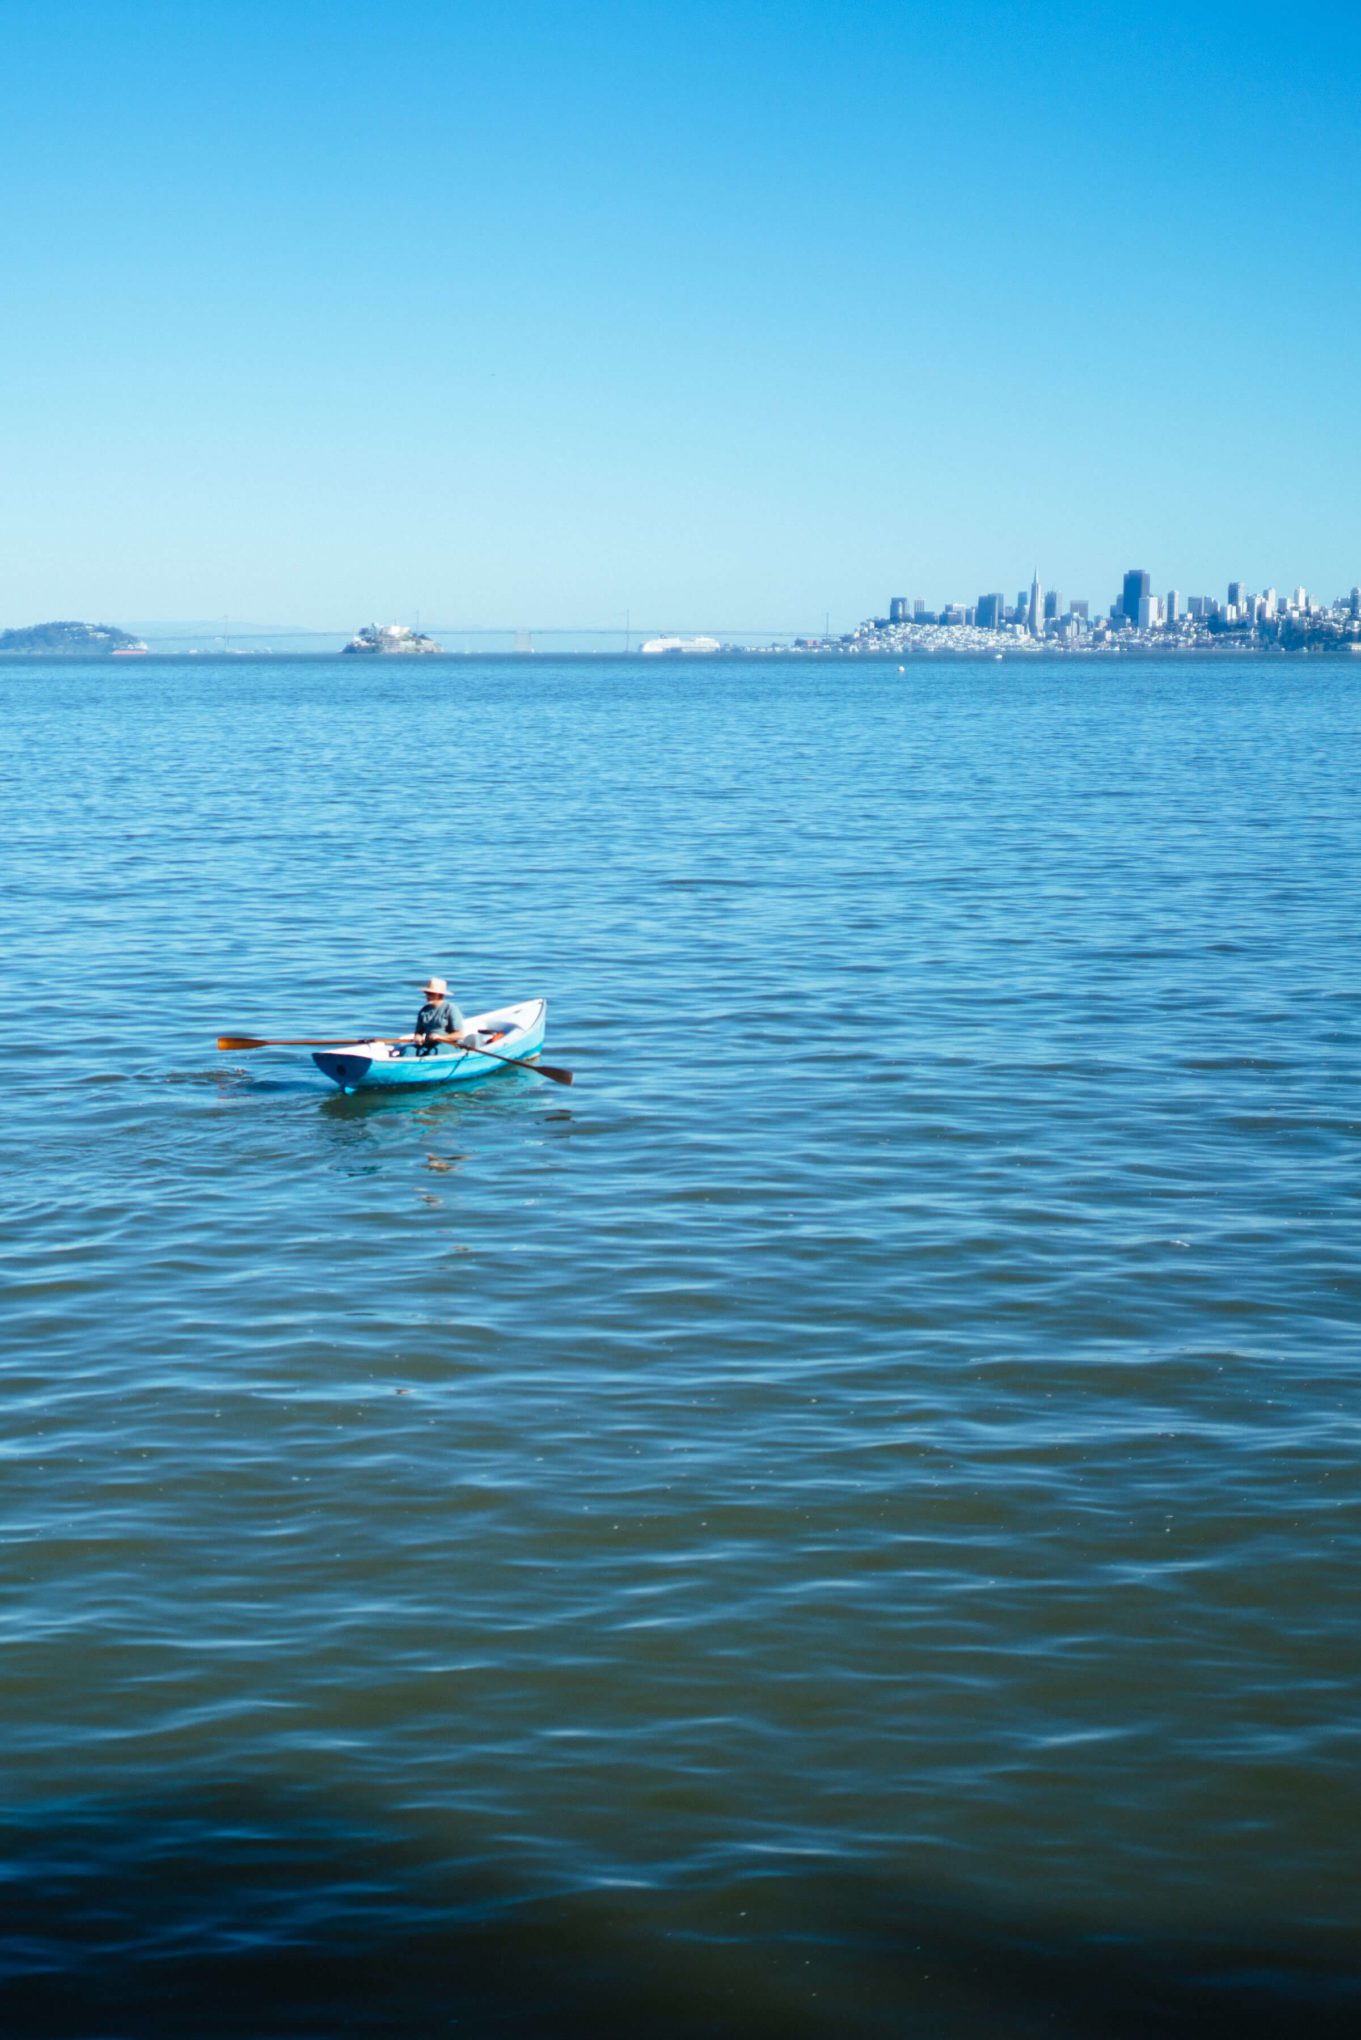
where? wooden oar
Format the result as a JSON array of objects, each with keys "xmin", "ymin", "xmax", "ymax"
[
  {"xmin": 218, "ymin": 1035, "xmax": 393, "ymax": 1050},
  {"xmin": 431, "ymin": 1032, "xmax": 574, "ymax": 1085},
  {"xmin": 218, "ymin": 1032, "xmax": 574, "ymax": 1085}
]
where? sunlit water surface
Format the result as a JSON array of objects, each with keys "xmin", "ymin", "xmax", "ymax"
[{"xmin": 1, "ymin": 657, "xmax": 1358, "ymax": 2035}]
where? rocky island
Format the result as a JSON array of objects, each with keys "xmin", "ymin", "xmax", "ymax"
[
  {"xmin": 342, "ymin": 623, "xmax": 442, "ymax": 655},
  {"xmin": 0, "ymin": 620, "xmax": 147, "ymax": 655}
]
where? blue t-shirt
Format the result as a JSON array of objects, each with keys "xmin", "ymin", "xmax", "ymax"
[{"xmin": 414, "ymin": 997, "xmax": 465, "ymax": 1038}]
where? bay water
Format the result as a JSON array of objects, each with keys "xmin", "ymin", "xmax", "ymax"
[{"xmin": 1, "ymin": 656, "xmax": 1358, "ymax": 2035}]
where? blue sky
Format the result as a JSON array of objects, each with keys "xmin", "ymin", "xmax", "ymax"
[{"xmin": 1, "ymin": 0, "xmax": 1357, "ymax": 630}]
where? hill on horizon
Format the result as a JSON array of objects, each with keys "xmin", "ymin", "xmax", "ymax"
[{"xmin": 0, "ymin": 620, "xmax": 146, "ymax": 654}]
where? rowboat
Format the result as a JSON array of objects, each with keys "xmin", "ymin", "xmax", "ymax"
[{"xmin": 313, "ymin": 998, "xmax": 547, "ymax": 1093}]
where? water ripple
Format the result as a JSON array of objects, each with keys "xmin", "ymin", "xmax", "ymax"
[{"xmin": 1, "ymin": 657, "xmax": 1359, "ymax": 2032}]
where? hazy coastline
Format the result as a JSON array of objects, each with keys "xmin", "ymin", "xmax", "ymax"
[{"xmin": 4, "ymin": 643, "xmax": 1359, "ymax": 664}]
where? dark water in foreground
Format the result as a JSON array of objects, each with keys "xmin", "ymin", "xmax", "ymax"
[{"xmin": 2, "ymin": 656, "xmax": 1359, "ymax": 2036}]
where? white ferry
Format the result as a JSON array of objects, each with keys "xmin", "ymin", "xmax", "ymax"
[{"xmin": 639, "ymin": 635, "xmax": 721, "ymax": 656}]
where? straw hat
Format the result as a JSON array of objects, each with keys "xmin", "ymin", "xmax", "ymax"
[{"xmin": 420, "ymin": 976, "xmax": 448, "ymax": 998}]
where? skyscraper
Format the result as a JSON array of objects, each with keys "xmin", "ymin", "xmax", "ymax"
[
  {"xmin": 976, "ymin": 592, "xmax": 1005, "ymax": 629},
  {"xmin": 1165, "ymin": 590, "xmax": 1180, "ymax": 622},
  {"xmin": 1027, "ymin": 571, "xmax": 1042, "ymax": 636},
  {"xmin": 889, "ymin": 597, "xmax": 909, "ymax": 624},
  {"xmin": 1043, "ymin": 588, "xmax": 1062, "ymax": 621},
  {"xmin": 1122, "ymin": 569, "xmax": 1150, "ymax": 627}
]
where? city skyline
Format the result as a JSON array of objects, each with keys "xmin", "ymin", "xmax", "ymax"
[
  {"xmin": 876, "ymin": 565, "xmax": 1357, "ymax": 632},
  {"xmin": 2, "ymin": 550, "xmax": 1361, "ymax": 652},
  {"xmin": 830, "ymin": 562, "xmax": 1361, "ymax": 658},
  {"xmin": 4, "ymin": 553, "xmax": 1360, "ymax": 658}
]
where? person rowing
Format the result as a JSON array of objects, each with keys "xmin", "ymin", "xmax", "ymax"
[
  {"xmin": 217, "ymin": 992, "xmax": 573, "ymax": 1085},
  {"xmin": 400, "ymin": 975, "xmax": 476, "ymax": 1057}
]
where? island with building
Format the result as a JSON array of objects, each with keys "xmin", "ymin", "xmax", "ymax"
[
  {"xmin": 0, "ymin": 620, "xmax": 147, "ymax": 655},
  {"xmin": 342, "ymin": 622, "xmax": 443, "ymax": 655}
]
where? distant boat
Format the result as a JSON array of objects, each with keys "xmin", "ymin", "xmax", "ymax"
[{"xmin": 640, "ymin": 635, "xmax": 721, "ymax": 656}]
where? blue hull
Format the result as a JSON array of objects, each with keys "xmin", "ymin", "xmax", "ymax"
[{"xmin": 312, "ymin": 999, "xmax": 547, "ymax": 1093}]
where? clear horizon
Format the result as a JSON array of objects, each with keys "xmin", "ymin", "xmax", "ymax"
[{"xmin": 2, "ymin": 1, "xmax": 1357, "ymax": 628}]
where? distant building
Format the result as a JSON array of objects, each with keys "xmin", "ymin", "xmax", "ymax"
[
  {"xmin": 343, "ymin": 622, "xmax": 442, "ymax": 655},
  {"xmin": 1228, "ymin": 581, "xmax": 1243, "ymax": 609},
  {"xmin": 1137, "ymin": 593, "xmax": 1159, "ymax": 629},
  {"xmin": 976, "ymin": 592, "xmax": 1005, "ymax": 628},
  {"xmin": 1350, "ymin": 587, "xmax": 1360, "ymax": 618},
  {"xmin": 889, "ymin": 597, "xmax": 910, "ymax": 624},
  {"xmin": 1043, "ymin": 588, "xmax": 1062, "ymax": 621},
  {"xmin": 913, "ymin": 599, "xmax": 927, "ymax": 619},
  {"xmin": 1293, "ymin": 586, "xmax": 1309, "ymax": 613},
  {"xmin": 1026, "ymin": 573, "xmax": 1042, "ymax": 636},
  {"xmin": 1070, "ymin": 600, "xmax": 1089, "ymax": 620},
  {"xmin": 1165, "ymin": 590, "xmax": 1180, "ymax": 622},
  {"xmin": 1122, "ymin": 569, "xmax": 1150, "ymax": 627}
]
